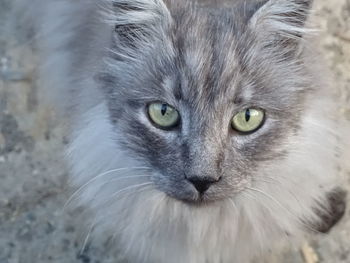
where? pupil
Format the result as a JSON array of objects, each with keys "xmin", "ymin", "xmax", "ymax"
[
  {"xmin": 161, "ymin": 104, "xmax": 167, "ymax": 116},
  {"xmin": 245, "ymin": 109, "xmax": 251, "ymax": 122}
]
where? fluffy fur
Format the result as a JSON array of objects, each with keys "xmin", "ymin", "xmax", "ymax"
[{"xmin": 13, "ymin": 0, "xmax": 345, "ymax": 262}]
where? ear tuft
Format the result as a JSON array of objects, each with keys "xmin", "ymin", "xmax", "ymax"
[
  {"xmin": 105, "ymin": 0, "xmax": 171, "ymax": 31},
  {"xmin": 102, "ymin": 0, "xmax": 171, "ymax": 46},
  {"xmin": 249, "ymin": 0, "xmax": 313, "ymax": 40}
]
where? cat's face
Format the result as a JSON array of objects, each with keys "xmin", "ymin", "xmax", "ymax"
[{"xmin": 100, "ymin": 0, "xmax": 312, "ymax": 203}]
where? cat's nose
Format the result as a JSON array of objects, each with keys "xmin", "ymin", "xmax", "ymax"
[{"xmin": 187, "ymin": 176, "xmax": 221, "ymax": 194}]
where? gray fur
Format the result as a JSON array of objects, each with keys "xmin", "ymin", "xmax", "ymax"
[
  {"xmin": 100, "ymin": 0, "xmax": 313, "ymax": 202},
  {"xmin": 13, "ymin": 0, "xmax": 346, "ymax": 262}
]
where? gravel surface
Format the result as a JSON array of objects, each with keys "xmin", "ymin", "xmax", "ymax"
[{"xmin": 0, "ymin": 0, "xmax": 349, "ymax": 262}]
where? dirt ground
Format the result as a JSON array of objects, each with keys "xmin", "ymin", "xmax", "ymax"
[{"xmin": 0, "ymin": 0, "xmax": 350, "ymax": 262}]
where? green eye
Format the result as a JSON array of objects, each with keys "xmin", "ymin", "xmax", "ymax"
[
  {"xmin": 148, "ymin": 102, "xmax": 180, "ymax": 129},
  {"xmin": 231, "ymin": 109, "xmax": 265, "ymax": 133}
]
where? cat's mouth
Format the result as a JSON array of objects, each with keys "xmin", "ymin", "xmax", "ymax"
[
  {"xmin": 185, "ymin": 194, "xmax": 225, "ymax": 205},
  {"xmin": 172, "ymin": 194, "xmax": 223, "ymax": 206},
  {"xmin": 164, "ymin": 185, "xmax": 229, "ymax": 204}
]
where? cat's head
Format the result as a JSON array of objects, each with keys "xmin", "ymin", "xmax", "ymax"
[{"xmin": 98, "ymin": 0, "xmax": 314, "ymax": 203}]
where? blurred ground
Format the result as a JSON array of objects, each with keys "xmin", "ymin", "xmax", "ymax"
[{"xmin": 0, "ymin": 0, "xmax": 350, "ymax": 262}]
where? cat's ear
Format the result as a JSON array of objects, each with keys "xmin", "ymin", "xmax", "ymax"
[
  {"xmin": 247, "ymin": 0, "xmax": 313, "ymax": 43},
  {"xmin": 106, "ymin": 0, "xmax": 171, "ymax": 52}
]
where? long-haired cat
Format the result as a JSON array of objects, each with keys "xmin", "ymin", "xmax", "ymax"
[{"xmin": 12, "ymin": 0, "xmax": 347, "ymax": 262}]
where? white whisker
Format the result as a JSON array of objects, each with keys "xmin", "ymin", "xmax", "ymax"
[
  {"xmin": 238, "ymin": 192, "xmax": 265, "ymax": 253},
  {"xmin": 110, "ymin": 182, "xmax": 153, "ymax": 199},
  {"xmin": 228, "ymin": 198, "xmax": 239, "ymax": 217},
  {"xmin": 245, "ymin": 187, "xmax": 323, "ymax": 234},
  {"xmin": 97, "ymin": 183, "xmax": 154, "ymax": 209},
  {"xmin": 254, "ymin": 177, "xmax": 304, "ymax": 211},
  {"xmin": 86, "ymin": 174, "xmax": 153, "ymax": 210},
  {"xmin": 80, "ymin": 220, "xmax": 96, "ymax": 255},
  {"xmin": 63, "ymin": 167, "xmax": 150, "ymax": 210}
]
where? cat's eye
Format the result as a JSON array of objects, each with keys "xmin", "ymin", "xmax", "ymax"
[
  {"xmin": 231, "ymin": 109, "xmax": 265, "ymax": 133},
  {"xmin": 148, "ymin": 102, "xmax": 180, "ymax": 129}
]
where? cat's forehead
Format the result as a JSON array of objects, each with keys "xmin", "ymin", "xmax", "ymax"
[
  {"xmin": 165, "ymin": 5, "xmax": 255, "ymax": 110},
  {"xmin": 158, "ymin": 2, "xmax": 305, "ymax": 113}
]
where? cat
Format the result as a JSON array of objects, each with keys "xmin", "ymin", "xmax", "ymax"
[{"xmin": 12, "ymin": 0, "xmax": 347, "ymax": 262}]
